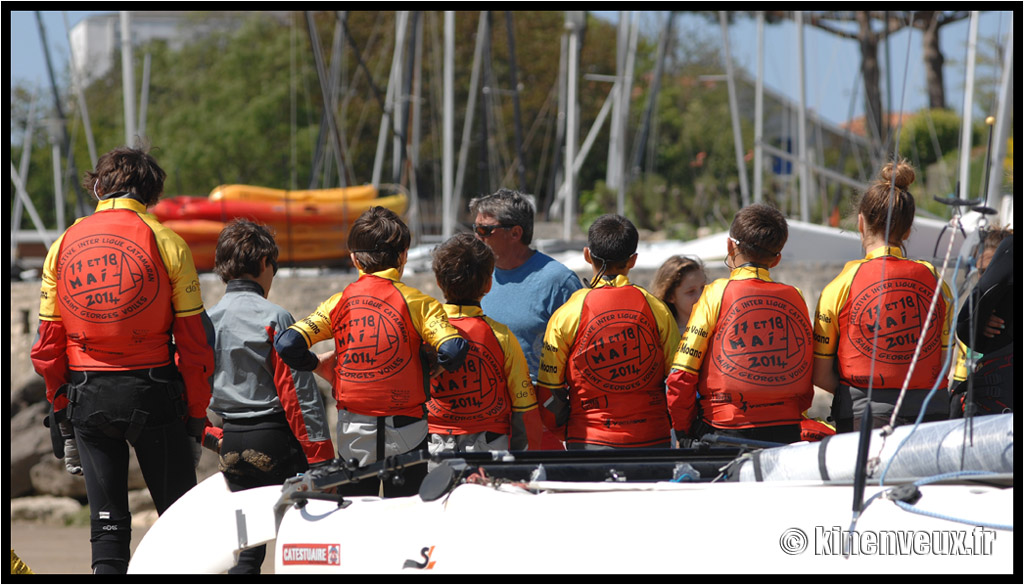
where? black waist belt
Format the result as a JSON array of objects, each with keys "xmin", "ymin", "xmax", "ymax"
[
  {"xmin": 375, "ymin": 415, "xmax": 423, "ymax": 462},
  {"xmin": 70, "ymin": 364, "xmax": 178, "ymax": 382},
  {"xmin": 223, "ymin": 411, "xmax": 289, "ymax": 431}
]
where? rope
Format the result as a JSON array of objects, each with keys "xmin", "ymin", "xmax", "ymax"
[
  {"xmin": 878, "ymin": 254, "xmax": 962, "ymax": 486},
  {"xmin": 896, "ymin": 472, "xmax": 1013, "ymax": 532},
  {"xmin": 882, "ymin": 215, "xmax": 957, "ymax": 434}
]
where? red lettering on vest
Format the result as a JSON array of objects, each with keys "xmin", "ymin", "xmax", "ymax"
[
  {"xmin": 427, "ymin": 316, "xmax": 510, "ymax": 435},
  {"xmin": 566, "ymin": 286, "xmax": 669, "ymax": 447},
  {"xmin": 330, "ymin": 275, "xmax": 426, "ymax": 417},
  {"xmin": 56, "ymin": 210, "xmax": 172, "ymax": 370}
]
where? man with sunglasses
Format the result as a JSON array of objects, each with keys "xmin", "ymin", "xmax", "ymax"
[{"xmin": 469, "ymin": 189, "xmax": 583, "ymax": 449}]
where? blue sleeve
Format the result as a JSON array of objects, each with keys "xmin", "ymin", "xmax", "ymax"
[
  {"xmin": 273, "ymin": 328, "xmax": 321, "ymax": 371},
  {"xmin": 551, "ymin": 271, "xmax": 583, "ymax": 313},
  {"xmin": 436, "ymin": 337, "xmax": 469, "ymax": 372}
]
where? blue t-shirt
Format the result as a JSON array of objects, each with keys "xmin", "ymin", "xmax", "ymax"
[{"xmin": 481, "ymin": 250, "xmax": 583, "ymax": 382}]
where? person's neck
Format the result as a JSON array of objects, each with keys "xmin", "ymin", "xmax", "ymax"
[
  {"xmin": 731, "ymin": 253, "xmax": 769, "ymax": 270},
  {"xmin": 495, "ymin": 245, "xmax": 534, "ymax": 271},
  {"xmin": 594, "ymin": 269, "xmax": 627, "ymax": 280},
  {"xmin": 861, "ymin": 233, "xmax": 896, "ymax": 253}
]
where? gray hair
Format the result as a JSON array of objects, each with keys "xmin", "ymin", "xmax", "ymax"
[{"xmin": 468, "ymin": 188, "xmax": 536, "ymax": 245}]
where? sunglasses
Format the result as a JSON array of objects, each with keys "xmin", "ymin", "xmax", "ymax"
[{"xmin": 473, "ymin": 223, "xmax": 514, "ymax": 237}]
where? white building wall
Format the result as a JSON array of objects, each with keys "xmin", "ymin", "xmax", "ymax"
[{"xmin": 68, "ymin": 11, "xmax": 261, "ymax": 87}]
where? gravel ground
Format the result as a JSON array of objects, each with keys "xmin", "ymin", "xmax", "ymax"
[{"xmin": 9, "ymin": 521, "xmax": 274, "ymax": 574}]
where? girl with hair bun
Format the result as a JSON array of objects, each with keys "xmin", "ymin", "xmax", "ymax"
[{"xmin": 812, "ymin": 158, "xmax": 953, "ymax": 432}]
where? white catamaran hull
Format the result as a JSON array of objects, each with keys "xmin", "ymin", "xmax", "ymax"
[
  {"xmin": 272, "ymin": 482, "xmax": 1012, "ymax": 574},
  {"xmin": 128, "ymin": 414, "xmax": 1014, "ymax": 575}
]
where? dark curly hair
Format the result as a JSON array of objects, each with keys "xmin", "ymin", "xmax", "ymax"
[
  {"xmin": 82, "ymin": 145, "xmax": 167, "ymax": 207},
  {"xmin": 432, "ymin": 232, "xmax": 495, "ymax": 303},
  {"xmin": 348, "ymin": 206, "xmax": 411, "ymax": 272},
  {"xmin": 730, "ymin": 203, "xmax": 788, "ymax": 264},
  {"xmin": 587, "ymin": 214, "xmax": 638, "ymax": 271},
  {"xmin": 213, "ymin": 219, "xmax": 279, "ymax": 283}
]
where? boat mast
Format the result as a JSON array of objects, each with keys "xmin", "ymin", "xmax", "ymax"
[
  {"xmin": 372, "ymin": 11, "xmax": 409, "ymax": 189},
  {"xmin": 407, "ymin": 11, "xmax": 424, "ymax": 241},
  {"xmin": 796, "ymin": 11, "xmax": 810, "ymax": 222},
  {"xmin": 607, "ymin": 11, "xmax": 638, "ymax": 216},
  {"xmin": 506, "ymin": 12, "xmax": 527, "ymax": 192},
  {"xmin": 36, "ymin": 11, "xmax": 86, "ymax": 223},
  {"xmin": 628, "ymin": 12, "xmax": 674, "ymax": 196},
  {"xmin": 985, "ymin": 19, "xmax": 1012, "ymax": 215},
  {"xmin": 453, "ymin": 12, "xmax": 488, "ymax": 224},
  {"xmin": 121, "ymin": 11, "xmax": 136, "ymax": 146},
  {"xmin": 956, "ymin": 11, "xmax": 979, "ymax": 205},
  {"xmin": 63, "ymin": 13, "xmax": 98, "ymax": 169},
  {"xmin": 720, "ymin": 12, "xmax": 750, "ymax": 208},
  {"xmin": 307, "ymin": 12, "xmax": 352, "ymax": 187},
  {"xmin": 442, "ymin": 11, "xmax": 455, "ymax": 238},
  {"xmin": 562, "ymin": 10, "xmax": 583, "ymax": 240},
  {"xmin": 753, "ymin": 11, "xmax": 765, "ymax": 204}
]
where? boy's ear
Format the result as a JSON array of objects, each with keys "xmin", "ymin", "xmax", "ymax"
[
  {"xmin": 626, "ymin": 253, "xmax": 638, "ymax": 270},
  {"xmin": 769, "ymin": 253, "xmax": 781, "ymax": 268},
  {"xmin": 483, "ymin": 274, "xmax": 493, "ymax": 295},
  {"xmin": 583, "ymin": 247, "xmax": 593, "ymax": 265}
]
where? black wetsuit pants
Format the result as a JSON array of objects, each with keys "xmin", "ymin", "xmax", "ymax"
[
  {"xmin": 219, "ymin": 412, "xmax": 309, "ymax": 574},
  {"xmin": 69, "ymin": 367, "xmax": 196, "ymax": 574}
]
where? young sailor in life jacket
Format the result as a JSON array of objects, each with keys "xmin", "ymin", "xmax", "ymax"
[
  {"xmin": 207, "ymin": 219, "xmax": 335, "ymax": 573},
  {"xmin": 30, "ymin": 145, "xmax": 217, "ymax": 574},
  {"xmin": 812, "ymin": 159, "xmax": 952, "ymax": 432},
  {"xmin": 538, "ymin": 214, "xmax": 680, "ymax": 449},
  {"xmin": 667, "ymin": 203, "xmax": 814, "ymax": 445},
  {"xmin": 275, "ymin": 206, "xmax": 468, "ymax": 496},
  {"xmin": 425, "ymin": 233, "xmax": 543, "ymax": 456}
]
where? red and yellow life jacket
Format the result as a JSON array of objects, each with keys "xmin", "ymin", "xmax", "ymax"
[
  {"xmin": 427, "ymin": 314, "xmax": 512, "ymax": 435},
  {"xmin": 837, "ymin": 256, "xmax": 947, "ymax": 390},
  {"xmin": 699, "ymin": 277, "xmax": 813, "ymax": 429},
  {"xmin": 328, "ymin": 274, "xmax": 428, "ymax": 417},
  {"xmin": 565, "ymin": 284, "xmax": 670, "ymax": 447},
  {"xmin": 55, "ymin": 208, "xmax": 174, "ymax": 371}
]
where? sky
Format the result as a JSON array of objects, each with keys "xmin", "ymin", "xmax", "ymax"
[{"xmin": 9, "ymin": 10, "xmax": 1014, "ymax": 129}]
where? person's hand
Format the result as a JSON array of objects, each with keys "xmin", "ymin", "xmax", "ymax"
[
  {"xmin": 982, "ymin": 312, "xmax": 1004, "ymax": 338},
  {"xmin": 190, "ymin": 438, "xmax": 203, "ymax": 468},
  {"xmin": 57, "ymin": 421, "xmax": 83, "ymax": 475},
  {"xmin": 314, "ymin": 350, "xmax": 337, "ymax": 384},
  {"xmin": 63, "ymin": 438, "xmax": 83, "ymax": 475},
  {"xmin": 202, "ymin": 432, "xmax": 222, "ymax": 454},
  {"xmin": 185, "ymin": 417, "xmax": 208, "ymax": 467}
]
